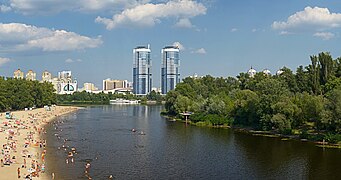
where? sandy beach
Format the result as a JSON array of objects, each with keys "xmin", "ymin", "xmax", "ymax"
[{"xmin": 0, "ymin": 106, "xmax": 78, "ymax": 180}]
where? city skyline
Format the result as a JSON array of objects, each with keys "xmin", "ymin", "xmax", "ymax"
[{"xmin": 0, "ymin": 0, "xmax": 340, "ymax": 88}]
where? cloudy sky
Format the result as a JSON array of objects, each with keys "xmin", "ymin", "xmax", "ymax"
[{"xmin": 0, "ymin": 0, "xmax": 341, "ymax": 88}]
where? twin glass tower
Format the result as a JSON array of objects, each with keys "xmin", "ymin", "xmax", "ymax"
[{"xmin": 133, "ymin": 45, "xmax": 180, "ymax": 95}]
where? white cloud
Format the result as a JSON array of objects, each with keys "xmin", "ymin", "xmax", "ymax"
[
  {"xmin": 65, "ymin": 58, "xmax": 82, "ymax": 63},
  {"xmin": 252, "ymin": 28, "xmax": 257, "ymax": 32},
  {"xmin": 279, "ymin": 31, "xmax": 294, "ymax": 35},
  {"xmin": 0, "ymin": 57, "xmax": 11, "ymax": 66},
  {"xmin": 173, "ymin": 42, "xmax": 185, "ymax": 50},
  {"xmin": 0, "ymin": 23, "xmax": 102, "ymax": 52},
  {"xmin": 272, "ymin": 6, "xmax": 341, "ymax": 31},
  {"xmin": 174, "ymin": 18, "xmax": 193, "ymax": 28},
  {"xmin": 313, "ymin": 32, "xmax": 335, "ymax": 40},
  {"xmin": 0, "ymin": 5, "xmax": 11, "ymax": 12},
  {"xmin": 230, "ymin": 28, "xmax": 238, "ymax": 32},
  {"xmin": 95, "ymin": 0, "xmax": 207, "ymax": 29},
  {"xmin": 9, "ymin": 0, "xmax": 148, "ymax": 14},
  {"xmin": 192, "ymin": 48, "xmax": 206, "ymax": 54}
]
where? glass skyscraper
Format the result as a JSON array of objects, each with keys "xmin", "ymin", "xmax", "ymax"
[
  {"xmin": 133, "ymin": 45, "xmax": 152, "ymax": 95},
  {"xmin": 161, "ymin": 46, "xmax": 180, "ymax": 94}
]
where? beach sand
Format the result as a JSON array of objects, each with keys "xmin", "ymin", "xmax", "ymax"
[{"xmin": 0, "ymin": 106, "xmax": 78, "ymax": 180}]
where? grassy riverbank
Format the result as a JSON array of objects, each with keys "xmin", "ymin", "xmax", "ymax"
[{"xmin": 162, "ymin": 112, "xmax": 341, "ymax": 149}]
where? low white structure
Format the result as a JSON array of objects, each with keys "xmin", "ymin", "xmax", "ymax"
[
  {"xmin": 52, "ymin": 70, "xmax": 78, "ymax": 94},
  {"xmin": 90, "ymin": 88, "xmax": 132, "ymax": 95},
  {"xmin": 58, "ymin": 82, "xmax": 77, "ymax": 94},
  {"xmin": 110, "ymin": 98, "xmax": 140, "ymax": 104}
]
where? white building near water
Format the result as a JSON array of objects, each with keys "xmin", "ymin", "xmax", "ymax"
[{"xmin": 54, "ymin": 70, "xmax": 78, "ymax": 94}]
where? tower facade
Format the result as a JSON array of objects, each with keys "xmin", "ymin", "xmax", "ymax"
[
  {"xmin": 161, "ymin": 46, "xmax": 180, "ymax": 94},
  {"xmin": 133, "ymin": 45, "xmax": 152, "ymax": 95},
  {"xmin": 13, "ymin": 69, "xmax": 24, "ymax": 79},
  {"xmin": 26, "ymin": 70, "xmax": 36, "ymax": 81},
  {"xmin": 42, "ymin": 70, "xmax": 52, "ymax": 82}
]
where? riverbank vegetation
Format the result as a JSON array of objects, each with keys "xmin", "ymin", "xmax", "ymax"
[
  {"xmin": 164, "ymin": 52, "xmax": 341, "ymax": 144},
  {"xmin": 57, "ymin": 90, "xmax": 164, "ymax": 105},
  {"xmin": 0, "ymin": 77, "xmax": 56, "ymax": 111}
]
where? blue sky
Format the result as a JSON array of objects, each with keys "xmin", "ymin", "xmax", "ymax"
[{"xmin": 0, "ymin": 0, "xmax": 341, "ymax": 88}]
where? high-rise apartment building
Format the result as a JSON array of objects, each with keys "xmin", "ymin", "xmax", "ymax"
[
  {"xmin": 13, "ymin": 69, "xmax": 24, "ymax": 79},
  {"xmin": 133, "ymin": 45, "xmax": 152, "ymax": 95},
  {"xmin": 42, "ymin": 70, "xmax": 52, "ymax": 82},
  {"xmin": 81, "ymin": 83, "xmax": 98, "ymax": 92},
  {"xmin": 161, "ymin": 46, "xmax": 180, "ymax": 94},
  {"xmin": 58, "ymin": 71, "xmax": 72, "ymax": 82},
  {"xmin": 26, "ymin": 70, "xmax": 36, "ymax": 81},
  {"xmin": 103, "ymin": 79, "xmax": 128, "ymax": 90}
]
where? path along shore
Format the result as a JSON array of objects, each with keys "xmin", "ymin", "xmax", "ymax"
[{"xmin": 0, "ymin": 106, "xmax": 79, "ymax": 180}]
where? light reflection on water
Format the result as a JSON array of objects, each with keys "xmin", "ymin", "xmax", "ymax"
[{"xmin": 44, "ymin": 105, "xmax": 341, "ymax": 180}]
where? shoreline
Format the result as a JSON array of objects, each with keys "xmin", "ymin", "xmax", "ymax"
[
  {"xmin": 0, "ymin": 106, "xmax": 79, "ymax": 179},
  {"xmin": 164, "ymin": 115, "xmax": 341, "ymax": 149}
]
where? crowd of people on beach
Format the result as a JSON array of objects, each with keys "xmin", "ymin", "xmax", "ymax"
[
  {"xmin": 0, "ymin": 106, "xmax": 77, "ymax": 179},
  {"xmin": 1, "ymin": 106, "xmax": 143, "ymax": 179}
]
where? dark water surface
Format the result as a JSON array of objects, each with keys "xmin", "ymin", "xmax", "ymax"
[{"xmin": 44, "ymin": 105, "xmax": 341, "ymax": 179}]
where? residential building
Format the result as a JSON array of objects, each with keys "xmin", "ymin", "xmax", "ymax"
[
  {"xmin": 133, "ymin": 45, "xmax": 152, "ymax": 95},
  {"xmin": 26, "ymin": 70, "xmax": 36, "ymax": 81},
  {"xmin": 42, "ymin": 70, "xmax": 52, "ymax": 82},
  {"xmin": 13, "ymin": 69, "xmax": 24, "ymax": 79},
  {"xmin": 161, "ymin": 46, "xmax": 180, "ymax": 94},
  {"xmin": 50, "ymin": 77, "xmax": 60, "ymax": 93},
  {"xmin": 58, "ymin": 71, "xmax": 72, "ymax": 82},
  {"xmin": 80, "ymin": 83, "xmax": 98, "ymax": 92},
  {"xmin": 102, "ymin": 79, "xmax": 128, "ymax": 90}
]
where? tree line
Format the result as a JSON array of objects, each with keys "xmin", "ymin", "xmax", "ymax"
[
  {"xmin": 0, "ymin": 77, "xmax": 56, "ymax": 111},
  {"xmin": 57, "ymin": 90, "xmax": 164, "ymax": 105},
  {"xmin": 164, "ymin": 52, "xmax": 341, "ymax": 143}
]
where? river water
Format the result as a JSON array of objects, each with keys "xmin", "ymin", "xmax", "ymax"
[{"xmin": 44, "ymin": 105, "xmax": 341, "ymax": 179}]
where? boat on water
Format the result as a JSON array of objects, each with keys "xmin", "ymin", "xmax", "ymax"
[{"xmin": 110, "ymin": 98, "xmax": 140, "ymax": 105}]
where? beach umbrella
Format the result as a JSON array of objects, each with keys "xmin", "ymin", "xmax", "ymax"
[
  {"xmin": 15, "ymin": 121, "xmax": 20, "ymax": 125},
  {"xmin": 8, "ymin": 129, "xmax": 14, "ymax": 135}
]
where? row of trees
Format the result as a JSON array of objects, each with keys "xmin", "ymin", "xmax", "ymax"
[
  {"xmin": 165, "ymin": 52, "xmax": 341, "ymax": 142},
  {"xmin": 57, "ymin": 90, "xmax": 164, "ymax": 105},
  {"xmin": 0, "ymin": 77, "xmax": 56, "ymax": 111}
]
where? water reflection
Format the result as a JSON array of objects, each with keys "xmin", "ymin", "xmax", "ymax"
[{"xmin": 44, "ymin": 105, "xmax": 341, "ymax": 180}]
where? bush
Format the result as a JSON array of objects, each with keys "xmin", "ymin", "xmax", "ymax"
[{"xmin": 324, "ymin": 133, "xmax": 341, "ymax": 144}]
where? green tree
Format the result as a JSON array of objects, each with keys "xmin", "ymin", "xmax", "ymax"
[
  {"xmin": 276, "ymin": 67, "xmax": 299, "ymax": 93},
  {"xmin": 231, "ymin": 89, "xmax": 259, "ymax": 127},
  {"xmin": 295, "ymin": 66, "xmax": 310, "ymax": 93},
  {"xmin": 307, "ymin": 55, "xmax": 321, "ymax": 95},
  {"xmin": 174, "ymin": 95, "xmax": 192, "ymax": 113}
]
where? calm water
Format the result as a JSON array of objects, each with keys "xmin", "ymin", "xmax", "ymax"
[{"xmin": 44, "ymin": 105, "xmax": 341, "ymax": 180}]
